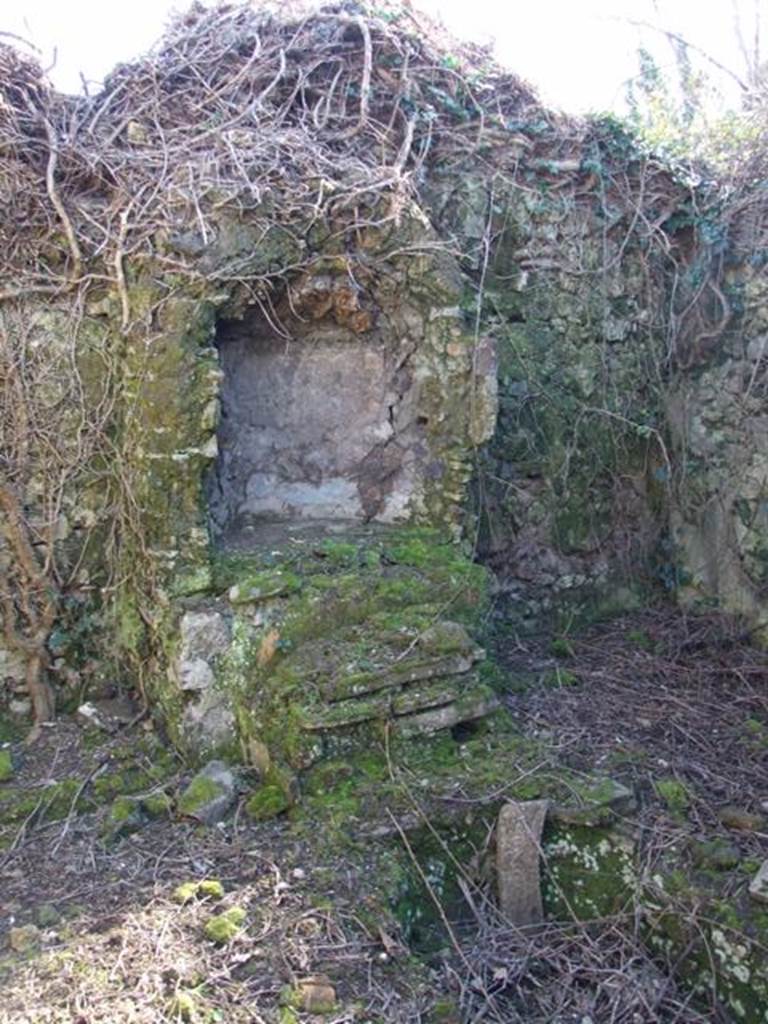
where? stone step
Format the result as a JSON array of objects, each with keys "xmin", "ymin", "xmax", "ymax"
[
  {"xmin": 324, "ymin": 649, "xmax": 483, "ymax": 702},
  {"xmin": 303, "ymin": 674, "xmax": 497, "ymax": 735}
]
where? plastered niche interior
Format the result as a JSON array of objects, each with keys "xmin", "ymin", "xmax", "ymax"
[{"xmin": 208, "ymin": 300, "xmax": 423, "ymax": 539}]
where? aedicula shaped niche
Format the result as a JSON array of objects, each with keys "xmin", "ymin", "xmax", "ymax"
[{"xmin": 207, "ymin": 271, "xmax": 496, "ymax": 543}]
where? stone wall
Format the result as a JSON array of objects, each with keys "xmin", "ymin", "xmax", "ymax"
[
  {"xmin": 5, "ymin": 122, "xmax": 768, "ymax": 733},
  {"xmin": 428, "ymin": 131, "xmax": 683, "ymax": 630},
  {"xmin": 666, "ymin": 257, "xmax": 768, "ymax": 637},
  {"xmin": 0, "ymin": 301, "xmax": 117, "ymax": 716}
]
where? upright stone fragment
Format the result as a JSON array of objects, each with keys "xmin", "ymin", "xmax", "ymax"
[{"xmin": 496, "ymin": 799, "xmax": 549, "ymax": 926}]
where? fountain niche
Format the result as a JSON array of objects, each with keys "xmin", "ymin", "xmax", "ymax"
[
  {"xmin": 172, "ymin": 268, "xmax": 499, "ymax": 766},
  {"xmin": 207, "ymin": 278, "xmax": 436, "ymax": 547}
]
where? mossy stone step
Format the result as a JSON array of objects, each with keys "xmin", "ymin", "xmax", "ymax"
[{"xmin": 324, "ymin": 648, "xmax": 484, "ymax": 702}]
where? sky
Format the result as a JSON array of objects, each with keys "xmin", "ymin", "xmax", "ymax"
[{"xmin": 0, "ymin": 0, "xmax": 757, "ymax": 115}]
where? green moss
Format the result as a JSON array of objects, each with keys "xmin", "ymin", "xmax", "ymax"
[
  {"xmin": 197, "ymin": 879, "xmax": 225, "ymax": 899},
  {"xmin": 0, "ymin": 778, "xmax": 84, "ymax": 826},
  {"xmin": 173, "ymin": 879, "xmax": 225, "ymax": 904},
  {"xmin": 645, "ymin": 901, "xmax": 768, "ymax": 1023},
  {"xmin": 390, "ymin": 822, "xmax": 482, "ymax": 952},
  {"xmin": 540, "ymin": 668, "xmax": 579, "ymax": 688},
  {"xmin": 33, "ymin": 778, "xmax": 80, "ymax": 819},
  {"xmin": 690, "ymin": 838, "xmax": 741, "ymax": 871},
  {"xmin": 203, "ymin": 906, "xmax": 246, "ymax": 943},
  {"xmin": 740, "ymin": 858, "xmax": 762, "ymax": 876},
  {"xmin": 8, "ymin": 923, "xmax": 42, "ymax": 955},
  {"xmin": 550, "ymin": 636, "xmax": 574, "ymax": 658},
  {"xmin": 384, "ymin": 531, "xmax": 445, "ymax": 567},
  {"xmin": 542, "ymin": 823, "xmax": 636, "ymax": 920},
  {"xmin": 373, "ymin": 576, "xmax": 433, "ymax": 606},
  {"xmin": 167, "ymin": 991, "xmax": 197, "ymax": 1021},
  {"xmin": 244, "ymin": 783, "xmax": 291, "ymax": 821},
  {"xmin": 553, "ymin": 776, "xmax": 635, "ymax": 826},
  {"xmin": 90, "ymin": 744, "xmax": 176, "ymax": 804},
  {"xmin": 430, "ymin": 998, "xmax": 461, "ymax": 1023},
  {"xmin": 627, "ymin": 629, "xmax": 654, "ymax": 650},
  {"xmin": 141, "ymin": 791, "xmax": 173, "ymax": 818},
  {"xmin": 113, "ymin": 588, "xmax": 148, "ymax": 658},
  {"xmin": 318, "ymin": 539, "xmax": 359, "ymax": 565},
  {"xmin": 110, "ymin": 796, "xmax": 138, "ymax": 824},
  {"xmin": 174, "ymin": 881, "xmax": 202, "ymax": 905},
  {"xmin": 173, "ymin": 565, "xmax": 213, "ymax": 597},
  {"xmin": 172, "ymin": 524, "xmax": 496, "ymax": 772},
  {"xmin": 0, "ymin": 748, "xmax": 13, "ymax": 782},
  {"xmin": 0, "ymin": 716, "xmax": 24, "ymax": 745},
  {"xmin": 655, "ymin": 777, "xmax": 691, "ymax": 812},
  {"xmin": 102, "ymin": 794, "xmax": 154, "ymax": 840},
  {"xmin": 91, "ymin": 773, "xmax": 128, "ymax": 801},
  {"xmin": 228, "ymin": 570, "xmax": 302, "ymax": 604},
  {"xmin": 297, "ymin": 720, "xmax": 574, "ymax": 850},
  {"xmin": 177, "ymin": 776, "xmax": 223, "ymax": 817}
]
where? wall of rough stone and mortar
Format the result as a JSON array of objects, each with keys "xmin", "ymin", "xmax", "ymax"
[
  {"xmin": 426, "ymin": 134, "xmax": 682, "ymax": 633},
  {"xmin": 665, "ymin": 256, "xmax": 768, "ymax": 638},
  {"xmin": 0, "ymin": 301, "xmax": 118, "ymax": 715},
  {"xmin": 425, "ymin": 130, "xmax": 768, "ymax": 639}
]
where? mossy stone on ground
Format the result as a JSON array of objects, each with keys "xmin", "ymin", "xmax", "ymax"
[
  {"xmin": 285, "ymin": 976, "xmax": 337, "ymax": 1014},
  {"xmin": 690, "ymin": 838, "xmax": 742, "ymax": 871},
  {"xmin": 177, "ymin": 761, "xmax": 236, "ymax": 824},
  {"xmin": 8, "ymin": 925, "xmax": 41, "ymax": 955},
  {"xmin": 105, "ymin": 796, "xmax": 144, "ymax": 838},
  {"xmin": 167, "ymin": 991, "xmax": 197, "ymax": 1021},
  {"xmin": 141, "ymin": 791, "xmax": 174, "ymax": 819}
]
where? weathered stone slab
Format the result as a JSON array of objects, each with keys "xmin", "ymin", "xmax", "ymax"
[
  {"xmin": 77, "ymin": 697, "xmax": 139, "ymax": 733},
  {"xmin": 180, "ymin": 611, "xmax": 230, "ymax": 660},
  {"xmin": 302, "ymin": 693, "xmax": 391, "ymax": 731},
  {"xmin": 496, "ymin": 799, "xmax": 550, "ymax": 926},
  {"xmin": 391, "ymin": 678, "xmax": 460, "ymax": 716},
  {"xmin": 551, "ymin": 777, "xmax": 637, "ymax": 826},
  {"xmin": 416, "ymin": 621, "xmax": 482, "ymax": 658},
  {"xmin": 326, "ymin": 651, "xmax": 480, "ymax": 702},
  {"xmin": 396, "ymin": 686, "xmax": 498, "ymax": 737},
  {"xmin": 180, "ymin": 686, "xmax": 236, "ymax": 756}
]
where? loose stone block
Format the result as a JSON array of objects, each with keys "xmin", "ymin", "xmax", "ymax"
[
  {"xmin": 178, "ymin": 760, "xmax": 236, "ymax": 825},
  {"xmin": 496, "ymin": 799, "xmax": 550, "ymax": 926}
]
